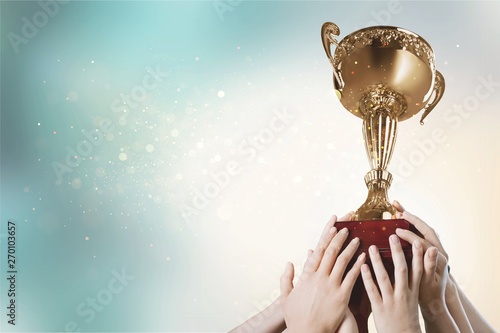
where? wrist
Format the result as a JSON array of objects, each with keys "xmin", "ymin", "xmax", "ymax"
[
  {"xmin": 286, "ymin": 326, "xmax": 329, "ymax": 333},
  {"xmin": 420, "ymin": 298, "xmax": 449, "ymax": 323},
  {"xmin": 445, "ymin": 281, "xmax": 460, "ymax": 304}
]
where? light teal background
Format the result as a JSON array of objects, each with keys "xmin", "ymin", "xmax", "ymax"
[{"xmin": 1, "ymin": 1, "xmax": 500, "ymax": 332}]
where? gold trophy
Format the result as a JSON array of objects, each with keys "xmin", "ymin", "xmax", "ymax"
[{"xmin": 321, "ymin": 22, "xmax": 445, "ymax": 332}]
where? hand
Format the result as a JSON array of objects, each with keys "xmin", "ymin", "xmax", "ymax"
[
  {"xmin": 361, "ymin": 235, "xmax": 423, "ymax": 333},
  {"xmin": 228, "ymin": 213, "xmax": 355, "ymax": 333},
  {"xmin": 280, "ymin": 218, "xmax": 366, "ymax": 333},
  {"xmin": 393, "ymin": 200, "xmax": 448, "ymax": 260},
  {"xmin": 336, "ymin": 307, "xmax": 359, "ymax": 333},
  {"xmin": 393, "ymin": 201, "xmax": 474, "ymax": 333},
  {"xmin": 420, "ymin": 247, "xmax": 448, "ymax": 312},
  {"xmin": 419, "ymin": 247, "xmax": 460, "ymax": 333}
]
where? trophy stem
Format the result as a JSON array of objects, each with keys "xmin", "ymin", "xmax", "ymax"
[
  {"xmin": 354, "ymin": 89, "xmax": 405, "ymax": 220},
  {"xmin": 354, "ymin": 169, "xmax": 396, "ymax": 220}
]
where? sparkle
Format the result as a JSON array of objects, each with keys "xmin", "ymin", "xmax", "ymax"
[
  {"xmin": 119, "ymin": 153, "xmax": 127, "ymax": 161},
  {"xmin": 217, "ymin": 90, "xmax": 225, "ymax": 98},
  {"xmin": 85, "ymin": 236, "xmax": 90, "ymax": 241}
]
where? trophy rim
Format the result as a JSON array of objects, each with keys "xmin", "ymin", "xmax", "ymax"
[{"xmin": 333, "ymin": 25, "xmax": 436, "ymax": 72}]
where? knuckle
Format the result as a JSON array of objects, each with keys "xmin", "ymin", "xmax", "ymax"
[
  {"xmin": 336, "ymin": 254, "xmax": 349, "ymax": 267},
  {"xmin": 325, "ymin": 246, "xmax": 339, "ymax": 257},
  {"xmin": 378, "ymin": 273, "xmax": 389, "ymax": 283}
]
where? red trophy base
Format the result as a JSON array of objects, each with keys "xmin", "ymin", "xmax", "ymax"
[{"xmin": 336, "ymin": 219, "xmax": 423, "ymax": 333}]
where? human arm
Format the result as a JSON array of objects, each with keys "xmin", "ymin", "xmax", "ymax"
[
  {"xmin": 392, "ymin": 201, "xmax": 495, "ymax": 332},
  {"xmin": 418, "ymin": 247, "xmax": 459, "ymax": 333},
  {"xmin": 228, "ymin": 213, "xmax": 354, "ymax": 333},
  {"xmin": 361, "ymin": 235, "xmax": 423, "ymax": 333},
  {"xmin": 280, "ymin": 218, "xmax": 366, "ymax": 333},
  {"xmin": 447, "ymin": 274, "xmax": 496, "ymax": 333},
  {"xmin": 228, "ymin": 297, "xmax": 286, "ymax": 333}
]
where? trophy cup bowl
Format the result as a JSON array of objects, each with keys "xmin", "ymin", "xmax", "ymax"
[{"xmin": 321, "ymin": 22, "xmax": 445, "ymax": 332}]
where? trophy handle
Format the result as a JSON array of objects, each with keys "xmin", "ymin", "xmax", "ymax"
[
  {"xmin": 321, "ymin": 22, "xmax": 345, "ymax": 92},
  {"xmin": 321, "ymin": 22, "xmax": 340, "ymax": 67},
  {"xmin": 420, "ymin": 70, "xmax": 445, "ymax": 125}
]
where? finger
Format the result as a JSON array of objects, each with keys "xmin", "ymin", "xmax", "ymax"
[
  {"xmin": 393, "ymin": 200, "xmax": 405, "ymax": 213},
  {"xmin": 330, "ymin": 237, "xmax": 360, "ymax": 282},
  {"xmin": 304, "ymin": 227, "xmax": 337, "ymax": 274},
  {"xmin": 315, "ymin": 215, "xmax": 339, "ymax": 253},
  {"xmin": 423, "ymin": 247, "xmax": 438, "ymax": 276},
  {"xmin": 361, "ymin": 263, "xmax": 382, "ymax": 304},
  {"xmin": 319, "ymin": 214, "xmax": 338, "ymax": 241},
  {"xmin": 435, "ymin": 251, "xmax": 448, "ymax": 276},
  {"xmin": 302, "ymin": 249, "xmax": 314, "ymax": 271},
  {"xmin": 402, "ymin": 211, "xmax": 447, "ymax": 259},
  {"xmin": 421, "ymin": 247, "xmax": 437, "ymax": 292},
  {"xmin": 389, "ymin": 234, "xmax": 409, "ymax": 291},
  {"xmin": 395, "ymin": 228, "xmax": 432, "ymax": 253},
  {"xmin": 341, "ymin": 252, "xmax": 366, "ymax": 292},
  {"xmin": 319, "ymin": 227, "xmax": 350, "ymax": 275},
  {"xmin": 368, "ymin": 245, "xmax": 393, "ymax": 296},
  {"xmin": 338, "ymin": 211, "xmax": 354, "ymax": 222},
  {"xmin": 411, "ymin": 240, "xmax": 424, "ymax": 291},
  {"xmin": 280, "ymin": 262, "xmax": 295, "ymax": 298}
]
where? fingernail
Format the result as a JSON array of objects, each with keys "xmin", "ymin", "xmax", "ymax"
[
  {"xmin": 341, "ymin": 227, "xmax": 349, "ymax": 234},
  {"xmin": 358, "ymin": 252, "xmax": 366, "ymax": 261},
  {"xmin": 414, "ymin": 240, "xmax": 421, "ymax": 249},
  {"xmin": 369, "ymin": 245, "xmax": 378, "ymax": 254},
  {"xmin": 362, "ymin": 264, "xmax": 369, "ymax": 272},
  {"xmin": 352, "ymin": 237, "xmax": 360, "ymax": 244},
  {"xmin": 329, "ymin": 227, "xmax": 337, "ymax": 234},
  {"xmin": 395, "ymin": 228, "xmax": 404, "ymax": 233},
  {"xmin": 429, "ymin": 247, "xmax": 438, "ymax": 258},
  {"xmin": 390, "ymin": 234, "xmax": 400, "ymax": 244}
]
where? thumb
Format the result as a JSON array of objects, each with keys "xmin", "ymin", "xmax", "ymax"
[
  {"xmin": 280, "ymin": 262, "xmax": 295, "ymax": 298},
  {"xmin": 423, "ymin": 247, "xmax": 438, "ymax": 281}
]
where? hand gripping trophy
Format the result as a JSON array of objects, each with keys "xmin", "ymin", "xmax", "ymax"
[{"xmin": 321, "ymin": 22, "xmax": 445, "ymax": 332}]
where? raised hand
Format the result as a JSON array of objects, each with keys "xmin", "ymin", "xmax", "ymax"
[
  {"xmin": 280, "ymin": 216, "xmax": 366, "ymax": 333},
  {"xmin": 393, "ymin": 200, "xmax": 448, "ymax": 259},
  {"xmin": 361, "ymin": 235, "xmax": 423, "ymax": 333},
  {"xmin": 419, "ymin": 247, "xmax": 460, "ymax": 333}
]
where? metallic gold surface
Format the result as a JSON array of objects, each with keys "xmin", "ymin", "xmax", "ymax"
[{"xmin": 321, "ymin": 22, "xmax": 445, "ymax": 220}]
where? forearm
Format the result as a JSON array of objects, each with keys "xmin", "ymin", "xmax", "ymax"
[
  {"xmin": 449, "ymin": 275, "xmax": 497, "ymax": 333},
  {"xmin": 420, "ymin": 301, "xmax": 459, "ymax": 333},
  {"xmin": 444, "ymin": 280, "xmax": 474, "ymax": 333},
  {"xmin": 229, "ymin": 298, "xmax": 286, "ymax": 333}
]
